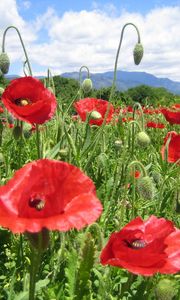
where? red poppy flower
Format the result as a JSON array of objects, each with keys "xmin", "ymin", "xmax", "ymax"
[
  {"xmin": 0, "ymin": 159, "xmax": 102, "ymax": 233},
  {"xmin": 146, "ymin": 121, "xmax": 165, "ymax": 129},
  {"xmin": 0, "ymin": 106, "xmax": 4, "ymax": 113},
  {"xmin": 122, "ymin": 117, "xmax": 134, "ymax": 123},
  {"xmin": 161, "ymin": 131, "xmax": 180, "ymax": 163},
  {"xmin": 73, "ymin": 98, "xmax": 114, "ymax": 126},
  {"xmin": 100, "ymin": 216, "xmax": 180, "ymax": 276},
  {"xmin": 130, "ymin": 170, "xmax": 141, "ymax": 179},
  {"xmin": 161, "ymin": 105, "xmax": 180, "ymax": 125},
  {"xmin": 1, "ymin": 77, "xmax": 57, "ymax": 124}
]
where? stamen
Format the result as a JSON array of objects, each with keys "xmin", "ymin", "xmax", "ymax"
[
  {"xmin": 29, "ymin": 198, "xmax": 45, "ymax": 211},
  {"xmin": 131, "ymin": 239, "xmax": 147, "ymax": 249}
]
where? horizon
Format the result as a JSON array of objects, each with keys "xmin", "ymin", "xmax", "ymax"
[{"xmin": 0, "ymin": 1, "xmax": 180, "ymax": 81}]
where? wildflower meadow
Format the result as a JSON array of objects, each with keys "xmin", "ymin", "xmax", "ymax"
[{"xmin": 0, "ymin": 23, "xmax": 179, "ymax": 300}]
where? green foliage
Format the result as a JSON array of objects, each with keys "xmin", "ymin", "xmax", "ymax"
[{"xmin": 124, "ymin": 84, "xmax": 175, "ymax": 106}]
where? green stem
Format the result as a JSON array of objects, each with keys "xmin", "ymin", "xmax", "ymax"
[
  {"xmin": 2, "ymin": 26, "xmax": 32, "ymax": 76},
  {"xmin": 79, "ymin": 65, "xmax": 90, "ymax": 87},
  {"xmin": 29, "ymin": 235, "xmax": 42, "ymax": 300},
  {"xmin": 47, "ymin": 68, "xmax": 56, "ymax": 94},
  {"xmin": 128, "ymin": 120, "xmax": 142, "ymax": 155},
  {"xmin": 36, "ymin": 125, "xmax": 41, "ymax": 159},
  {"xmin": 133, "ymin": 102, "xmax": 145, "ymax": 130},
  {"xmin": 109, "ymin": 23, "xmax": 141, "ymax": 102}
]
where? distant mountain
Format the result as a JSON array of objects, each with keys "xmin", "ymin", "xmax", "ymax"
[
  {"xmin": 61, "ymin": 70, "xmax": 180, "ymax": 95},
  {"xmin": 5, "ymin": 70, "xmax": 180, "ymax": 95}
]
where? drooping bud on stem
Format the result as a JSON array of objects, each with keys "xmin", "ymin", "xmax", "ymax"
[
  {"xmin": 0, "ymin": 52, "xmax": 10, "ymax": 74},
  {"xmin": 136, "ymin": 131, "xmax": 151, "ymax": 148},
  {"xmin": 82, "ymin": 78, "xmax": 93, "ymax": 93},
  {"xmin": 109, "ymin": 23, "xmax": 143, "ymax": 102},
  {"xmin": 133, "ymin": 43, "xmax": 144, "ymax": 65}
]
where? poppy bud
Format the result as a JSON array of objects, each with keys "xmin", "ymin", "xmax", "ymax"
[
  {"xmin": 114, "ymin": 139, "xmax": 123, "ymax": 150},
  {"xmin": 13, "ymin": 125, "xmax": 22, "ymax": 139},
  {"xmin": 26, "ymin": 228, "xmax": 50, "ymax": 251},
  {"xmin": 136, "ymin": 131, "xmax": 150, "ymax": 148},
  {"xmin": 133, "ymin": 43, "xmax": 144, "ymax": 65},
  {"xmin": 0, "ymin": 52, "xmax": 10, "ymax": 74},
  {"xmin": 89, "ymin": 110, "xmax": 102, "ymax": 120},
  {"xmin": 0, "ymin": 87, "xmax": 4, "ymax": 96},
  {"xmin": 59, "ymin": 148, "xmax": 68, "ymax": 158},
  {"xmin": 155, "ymin": 279, "xmax": 176, "ymax": 300},
  {"xmin": 82, "ymin": 78, "xmax": 93, "ymax": 93},
  {"xmin": 137, "ymin": 176, "xmax": 155, "ymax": 200}
]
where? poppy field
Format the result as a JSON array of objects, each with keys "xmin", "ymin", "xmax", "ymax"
[{"xmin": 0, "ymin": 24, "xmax": 179, "ymax": 300}]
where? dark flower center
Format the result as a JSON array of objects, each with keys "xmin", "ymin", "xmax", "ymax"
[
  {"xmin": 130, "ymin": 239, "xmax": 147, "ymax": 249},
  {"xmin": 14, "ymin": 98, "xmax": 31, "ymax": 106},
  {"xmin": 29, "ymin": 198, "xmax": 45, "ymax": 211}
]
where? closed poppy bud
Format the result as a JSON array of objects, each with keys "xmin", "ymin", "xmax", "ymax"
[
  {"xmin": 82, "ymin": 78, "xmax": 93, "ymax": 93},
  {"xmin": 59, "ymin": 148, "xmax": 68, "ymax": 158},
  {"xmin": 114, "ymin": 139, "xmax": 123, "ymax": 150},
  {"xmin": 137, "ymin": 176, "xmax": 155, "ymax": 200},
  {"xmin": 133, "ymin": 43, "xmax": 144, "ymax": 65},
  {"xmin": 136, "ymin": 131, "xmax": 150, "ymax": 148},
  {"xmin": 13, "ymin": 125, "xmax": 22, "ymax": 139},
  {"xmin": 155, "ymin": 279, "xmax": 176, "ymax": 300},
  {"xmin": 0, "ymin": 87, "xmax": 4, "ymax": 96},
  {"xmin": 89, "ymin": 110, "xmax": 102, "ymax": 120},
  {"xmin": 0, "ymin": 52, "xmax": 10, "ymax": 74}
]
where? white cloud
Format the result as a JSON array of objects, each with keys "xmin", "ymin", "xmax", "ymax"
[
  {"xmin": 0, "ymin": 1, "xmax": 180, "ymax": 81},
  {"xmin": 22, "ymin": 1, "xmax": 31, "ymax": 10}
]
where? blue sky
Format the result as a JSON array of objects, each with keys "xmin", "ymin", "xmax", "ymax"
[
  {"xmin": 17, "ymin": 0, "xmax": 180, "ymax": 17},
  {"xmin": 1, "ymin": 0, "xmax": 180, "ymax": 80}
]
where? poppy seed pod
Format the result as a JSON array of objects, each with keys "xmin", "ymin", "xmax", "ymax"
[
  {"xmin": 137, "ymin": 176, "xmax": 155, "ymax": 200},
  {"xmin": 89, "ymin": 110, "xmax": 102, "ymax": 120},
  {"xmin": 133, "ymin": 43, "xmax": 144, "ymax": 65},
  {"xmin": 136, "ymin": 131, "xmax": 150, "ymax": 148},
  {"xmin": 155, "ymin": 279, "xmax": 176, "ymax": 300},
  {"xmin": 0, "ymin": 52, "xmax": 10, "ymax": 74},
  {"xmin": 82, "ymin": 78, "xmax": 93, "ymax": 93}
]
